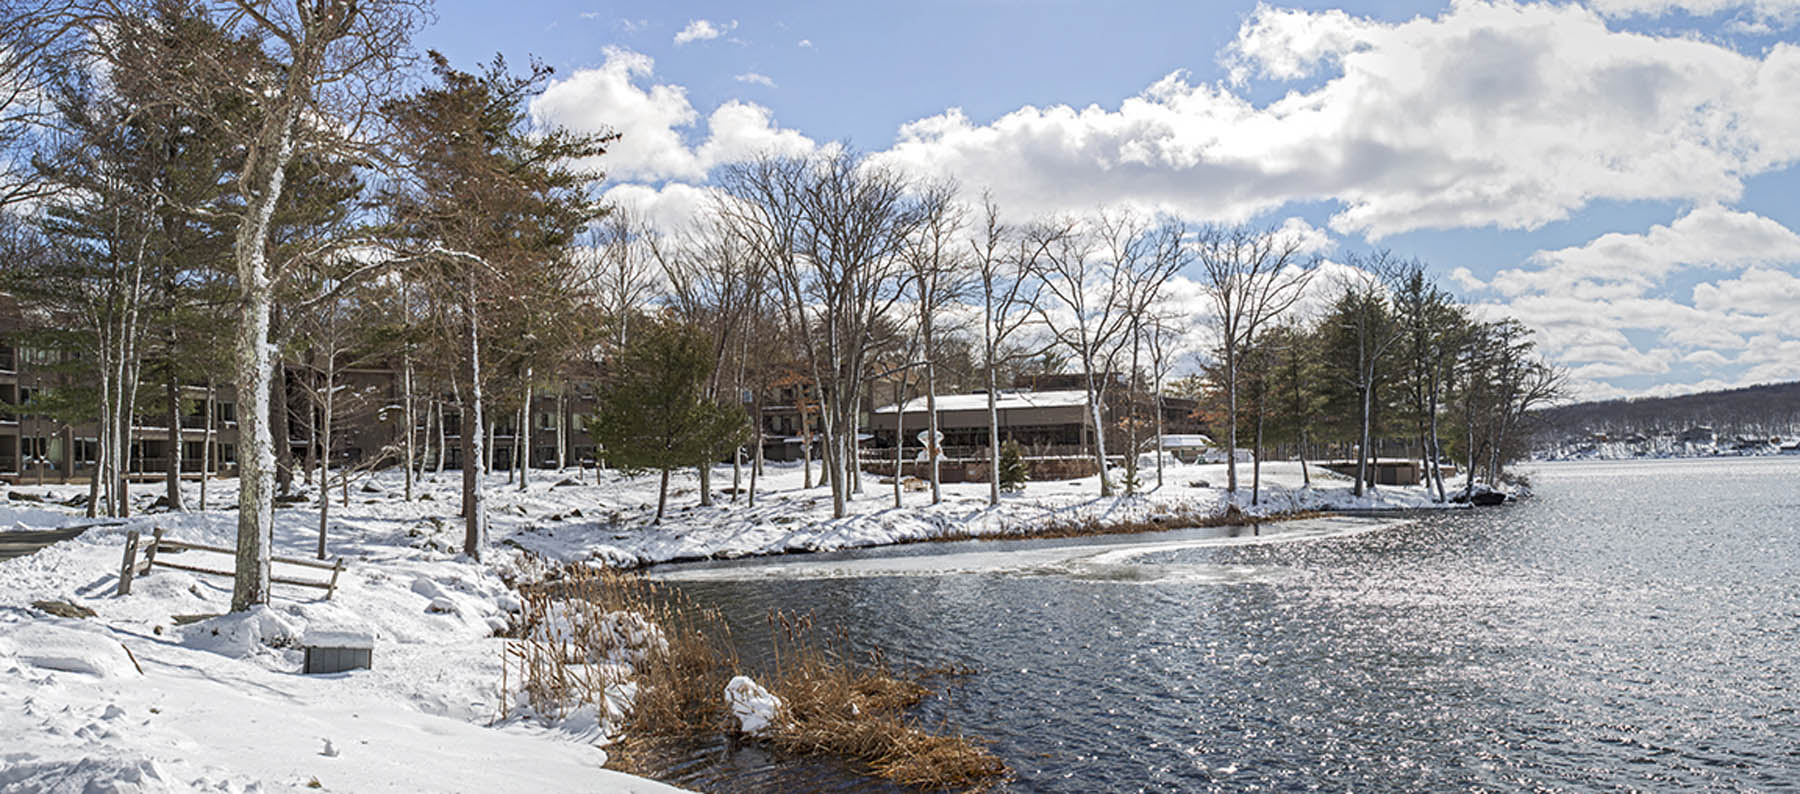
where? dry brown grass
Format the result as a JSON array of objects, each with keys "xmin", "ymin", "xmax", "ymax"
[
  {"xmin": 505, "ymin": 563, "xmax": 1008, "ymax": 791},
  {"xmin": 913, "ymin": 505, "xmax": 1332, "ymax": 546},
  {"xmin": 760, "ymin": 612, "xmax": 1005, "ymax": 790}
]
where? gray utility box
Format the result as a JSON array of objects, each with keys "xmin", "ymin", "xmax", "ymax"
[{"xmin": 302, "ymin": 629, "xmax": 374, "ymax": 674}]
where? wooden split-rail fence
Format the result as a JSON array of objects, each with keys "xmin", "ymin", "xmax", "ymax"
[{"xmin": 116, "ymin": 527, "xmax": 344, "ymax": 600}]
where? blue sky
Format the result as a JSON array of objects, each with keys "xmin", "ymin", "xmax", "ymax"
[{"xmin": 420, "ymin": 0, "xmax": 1800, "ymax": 400}]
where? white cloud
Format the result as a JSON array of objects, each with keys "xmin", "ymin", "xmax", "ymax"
[
  {"xmin": 1273, "ymin": 216, "xmax": 1335, "ymax": 256},
  {"xmin": 530, "ymin": 48, "xmax": 703, "ymax": 181},
  {"xmin": 1481, "ymin": 205, "xmax": 1800, "ymax": 399},
  {"xmin": 1489, "ymin": 205, "xmax": 1800, "ymax": 298},
  {"xmin": 530, "ymin": 49, "xmax": 816, "ymax": 183},
  {"xmin": 733, "ymin": 72, "xmax": 776, "ymax": 88},
  {"xmin": 1692, "ymin": 266, "xmax": 1800, "ymax": 314},
  {"xmin": 1588, "ymin": 0, "xmax": 1800, "ymax": 27},
  {"xmin": 797, "ymin": 39, "xmax": 813, "ymax": 48},
  {"xmin": 673, "ymin": 18, "xmax": 735, "ymax": 45},
  {"xmin": 870, "ymin": 2, "xmax": 1800, "ymax": 237},
  {"xmin": 600, "ymin": 182, "xmax": 721, "ymax": 233}
]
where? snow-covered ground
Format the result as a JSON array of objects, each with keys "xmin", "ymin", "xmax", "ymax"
[{"xmin": 0, "ymin": 459, "xmax": 1447, "ymax": 792}]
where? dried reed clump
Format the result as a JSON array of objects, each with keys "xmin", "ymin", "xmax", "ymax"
[
  {"xmin": 503, "ymin": 564, "xmax": 737, "ymax": 737},
  {"xmin": 762, "ymin": 612, "xmax": 1007, "ymax": 790},
  {"xmin": 503, "ymin": 562, "xmax": 1009, "ymax": 791}
]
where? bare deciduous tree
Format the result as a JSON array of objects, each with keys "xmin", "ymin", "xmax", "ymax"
[{"xmin": 1193, "ymin": 225, "xmax": 1311, "ymax": 497}]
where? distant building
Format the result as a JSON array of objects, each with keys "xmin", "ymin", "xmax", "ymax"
[
  {"xmin": 1677, "ymin": 426, "xmax": 1717, "ymax": 444},
  {"xmin": 867, "ymin": 374, "xmax": 1201, "ymax": 460}
]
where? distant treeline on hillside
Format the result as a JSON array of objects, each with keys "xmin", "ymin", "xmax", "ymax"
[{"xmin": 1532, "ymin": 381, "xmax": 1800, "ymax": 441}]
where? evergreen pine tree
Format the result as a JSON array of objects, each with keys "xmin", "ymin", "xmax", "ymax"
[
  {"xmin": 998, "ymin": 440, "xmax": 1029, "ymax": 493},
  {"xmin": 595, "ymin": 317, "xmax": 750, "ymax": 522}
]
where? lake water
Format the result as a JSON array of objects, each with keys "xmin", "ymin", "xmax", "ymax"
[{"xmin": 651, "ymin": 457, "xmax": 1800, "ymax": 791}]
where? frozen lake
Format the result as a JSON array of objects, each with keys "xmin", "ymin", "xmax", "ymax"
[{"xmin": 650, "ymin": 457, "xmax": 1800, "ymax": 791}]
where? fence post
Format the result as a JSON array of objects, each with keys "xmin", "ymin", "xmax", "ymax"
[
  {"xmin": 144, "ymin": 527, "xmax": 164, "ymax": 574},
  {"xmin": 117, "ymin": 529, "xmax": 140, "ymax": 596}
]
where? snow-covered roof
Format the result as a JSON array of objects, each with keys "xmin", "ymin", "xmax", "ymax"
[
  {"xmin": 873, "ymin": 389, "xmax": 1089, "ymax": 415},
  {"xmin": 1158, "ymin": 434, "xmax": 1214, "ymax": 449}
]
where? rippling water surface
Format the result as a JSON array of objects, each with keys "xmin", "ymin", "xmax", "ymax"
[{"xmin": 652, "ymin": 458, "xmax": 1800, "ymax": 791}]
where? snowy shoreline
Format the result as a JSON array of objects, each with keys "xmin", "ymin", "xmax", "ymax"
[{"xmin": 0, "ymin": 460, "xmax": 1453, "ymax": 793}]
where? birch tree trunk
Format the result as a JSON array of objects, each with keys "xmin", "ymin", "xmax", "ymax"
[
  {"xmin": 986, "ymin": 359, "xmax": 1001, "ymax": 507},
  {"xmin": 434, "ymin": 398, "xmax": 446, "ymax": 474},
  {"xmin": 1083, "ymin": 364, "xmax": 1112, "ymax": 497},
  {"xmin": 402, "ymin": 347, "xmax": 415, "ymax": 501}
]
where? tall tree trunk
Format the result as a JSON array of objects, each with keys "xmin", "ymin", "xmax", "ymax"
[
  {"xmin": 316, "ymin": 350, "xmax": 334, "ymax": 559},
  {"xmin": 118, "ymin": 355, "xmax": 139, "ymax": 517},
  {"xmin": 892, "ymin": 376, "xmax": 906, "ymax": 508},
  {"xmin": 484, "ymin": 415, "xmax": 495, "ymax": 477},
  {"xmin": 749, "ymin": 400, "xmax": 762, "ymax": 507},
  {"xmin": 698, "ymin": 457, "xmax": 712, "ymax": 506},
  {"xmin": 402, "ymin": 348, "xmax": 415, "ymax": 501},
  {"xmin": 654, "ymin": 467, "xmax": 669, "ymax": 523},
  {"xmin": 461, "ymin": 289, "xmax": 487, "ymax": 561},
  {"xmin": 1225, "ymin": 349, "xmax": 1239, "ymax": 494},
  {"xmin": 985, "ymin": 351, "xmax": 1002, "ymax": 507},
  {"xmin": 1084, "ymin": 363, "xmax": 1112, "ymax": 497},
  {"xmin": 93, "ymin": 345, "xmax": 111, "ymax": 518},
  {"xmin": 1252, "ymin": 399, "xmax": 1264, "ymax": 506},
  {"xmin": 200, "ymin": 379, "xmax": 214, "ymax": 512},
  {"xmin": 554, "ymin": 383, "xmax": 566, "ymax": 471},
  {"xmin": 165, "ymin": 370, "xmax": 184, "ymax": 511},
  {"xmin": 302, "ymin": 365, "xmax": 317, "ymax": 486},
  {"xmin": 1355, "ymin": 381, "xmax": 1373, "ymax": 498},
  {"xmin": 1153, "ymin": 368, "xmax": 1165, "ymax": 491},
  {"xmin": 1299, "ymin": 428, "xmax": 1312, "ymax": 487},
  {"xmin": 517, "ymin": 371, "xmax": 532, "ymax": 492},
  {"xmin": 274, "ymin": 362, "xmax": 294, "ymax": 496},
  {"xmin": 230, "ymin": 242, "xmax": 278, "ymax": 612},
  {"xmin": 434, "ymin": 397, "xmax": 447, "ymax": 475},
  {"xmin": 921, "ymin": 299, "xmax": 941, "ymax": 505},
  {"xmin": 800, "ymin": 418, "xmax": 813, "ymax": 489}
]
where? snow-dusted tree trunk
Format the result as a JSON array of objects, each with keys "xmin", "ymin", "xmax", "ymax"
[
  {"xmin": 1083, "ymin": 365, "xmax": 1111, "ymax": 495},
  {"xmin": 402, "ymin": 349, "xmax": 415, "ymax": 501},
  {"xmin": 229, "ymin": 213, "xmax": 280, "ymax": 611},
  {"xmin": 461, "ymin": 288, "xmax": 487, "ymax": 560}
]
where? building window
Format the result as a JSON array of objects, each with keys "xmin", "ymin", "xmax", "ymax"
[{"xmin": 215, "ymin": 402, "xmax": 237, "ymax": 423}]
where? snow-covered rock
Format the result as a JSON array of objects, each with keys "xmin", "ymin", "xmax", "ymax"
[
  {"xmin": 724, "ymin": 675, "xmax": 783, "ymax": 737},
  {"xmin": 8, "ymin": 623, "xmax": 139, "ymax": 678},
  {"xmin": 181, "ymin": 606, "xmax": 301, "ymax": 658}
]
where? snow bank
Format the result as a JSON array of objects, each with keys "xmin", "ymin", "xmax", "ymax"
[
  {"xmin": 181, "ymin": 606, "xmax": 302, "ymax": 658},
  {"xmin": 8, "ymin": 623, "xmax": 139, "ymax": 679}
]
